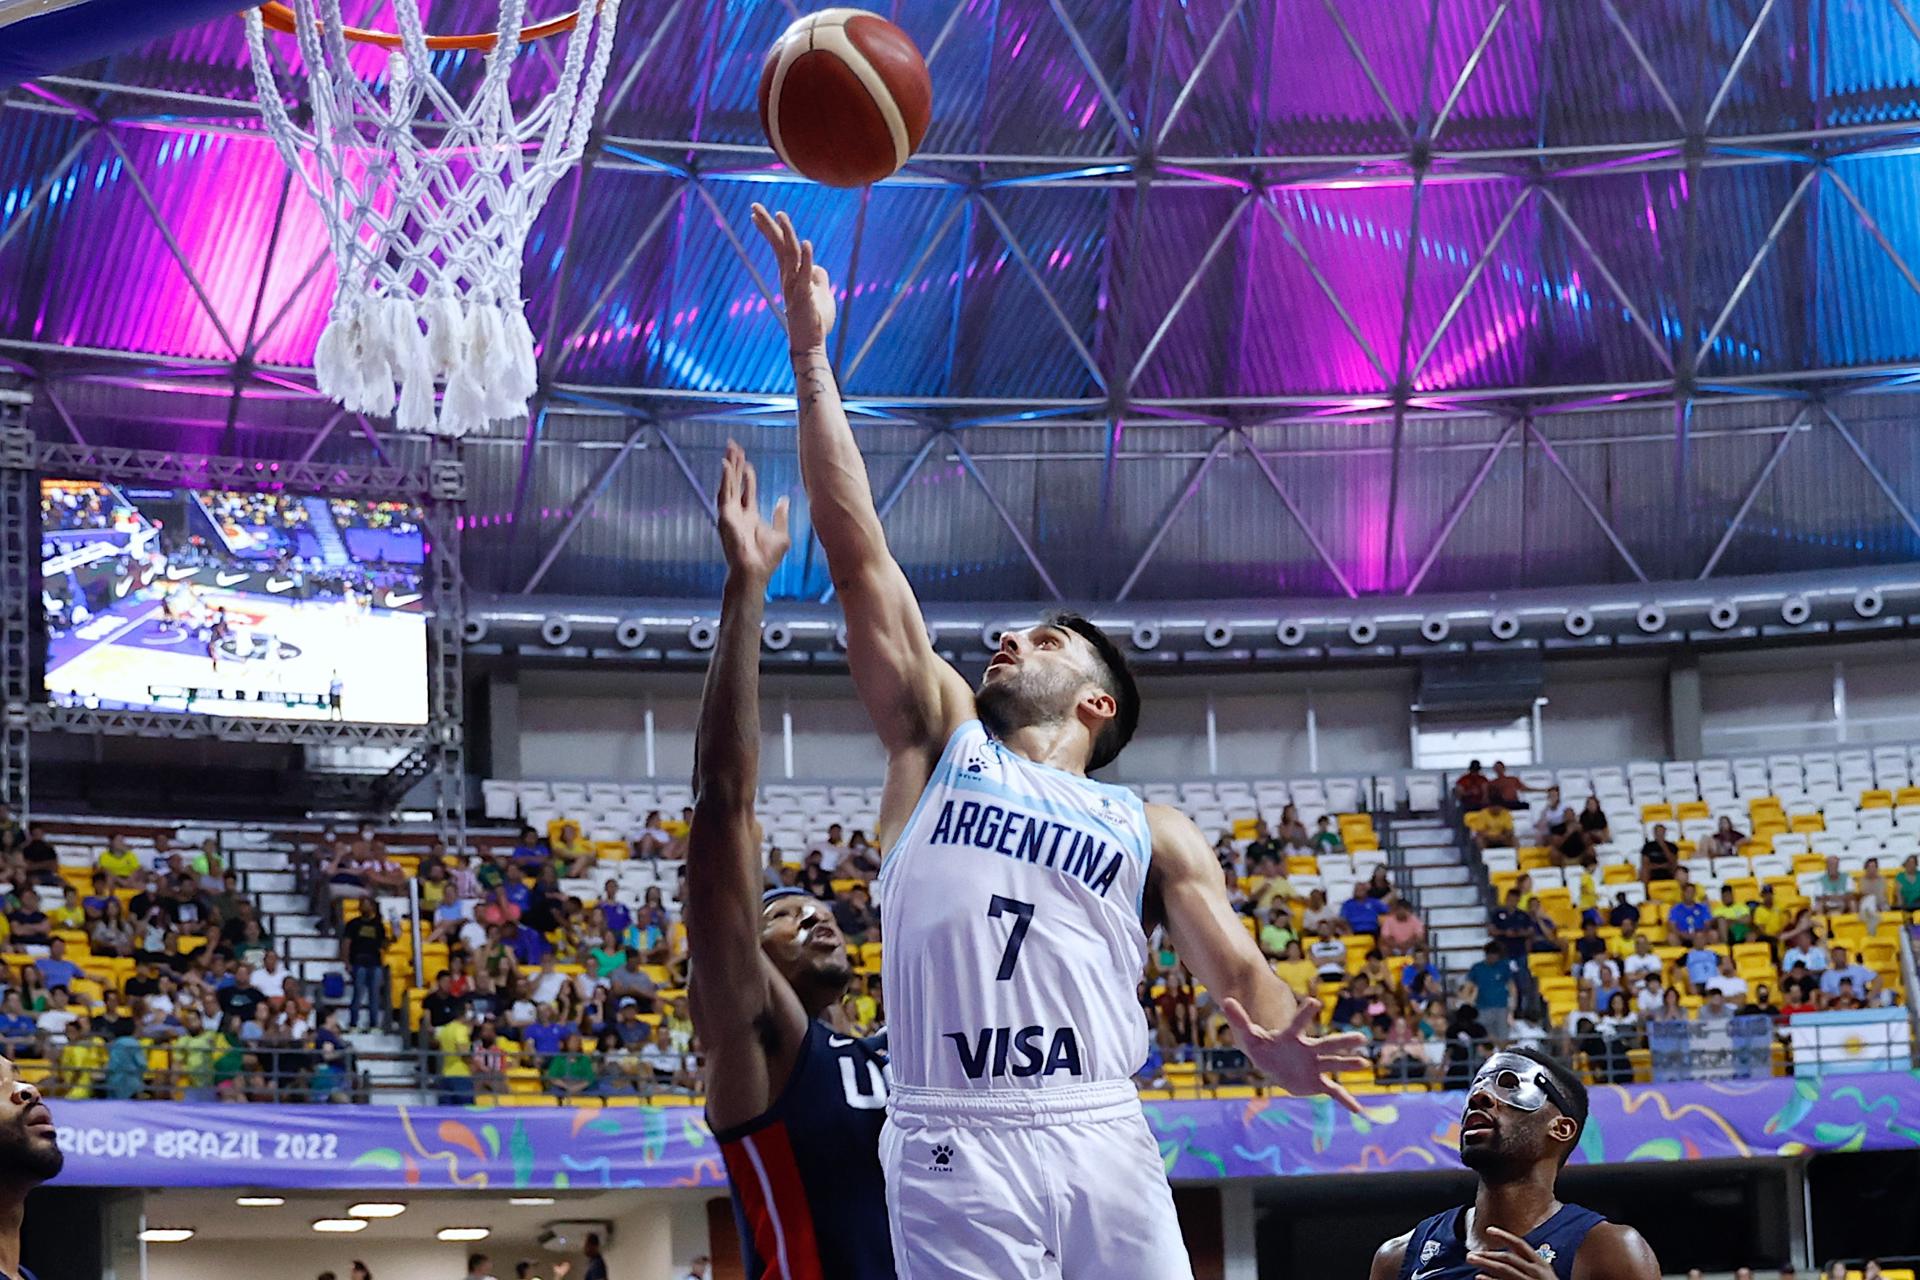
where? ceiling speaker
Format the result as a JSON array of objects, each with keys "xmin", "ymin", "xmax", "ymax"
[
  {"xmin": 1490, "ymin": 611, "xmax": 1520, "ymax": 641},
  {"xmin": 539, "ymin": 617, "xmax": 572, "ymax": 647},
  {"xmin": 1563, "ymin": 608, "xmax": 1593, "ymax": 637},
  {"xmin": 1635, "ymin": 604, "xmax": 1667, "ymax": 634},
  {"xmin": 688, "ymin": 620, "xmax": 718, "ymax": 651},
  {"xmin": 1854, "ymin": 588, "xmax": 1885, "ymax": 619},
  {"xmin": 1276, "ymin": 619, "xmax": 1308, "ymax": 647},
  {"xmin": 762, "ymin": 622, "xmax": 792, "ymax": 651},
  {"xmin": 613, "ymin": 619, "xmax": 647, "ymax": 649},
  {"xmin": 1780, "ymin": 595, "xmax": 1811, "ymax": 626},
  {"xmin": 1130, "ymin": 623, "xmax": 1160, "ymax": 651},
  {"xmin": 1419, "ymin": 616, "xmax": 1450, "ymax": 643},
  {"xmin": 1347, "ymin": 618, "xmax": 1378, "ymax": 645},
  {"xmin": 1203, "ymin": 620, "xmax": 1233, "ymax": 648},
  {"xmin": 1708, "ymin": 601, "xmax": 1739, "ymax": 630}
]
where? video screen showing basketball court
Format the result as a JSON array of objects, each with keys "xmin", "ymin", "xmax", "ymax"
[{"xmin": 38, "ymin": 480, "xmax": 429, "ymax": 724}]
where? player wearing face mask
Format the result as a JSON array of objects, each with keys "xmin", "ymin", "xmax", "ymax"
[{"xmin": 1370, "ymin": 1049, "xmax": 1661, "ymax": 1280}]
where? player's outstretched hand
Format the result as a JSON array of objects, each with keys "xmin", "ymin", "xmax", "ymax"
[
  {"xmin": 750, "ymin": 203, "xmax": 837, "ymax": 353},
  {"xmin": 1221, "ymin": 995, "xmax": 1372, "ymax": 1115},
  {"xmin": 1465, "ymin": 1226, "xmax": 1558, "ymax": 1280},
  {"xmin": 716, "ymin": 441, "xmax": 791, "ymax": 582}
]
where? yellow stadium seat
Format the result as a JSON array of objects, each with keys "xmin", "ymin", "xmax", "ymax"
[
  {"xmin": 1647, "ymin": 880, "xmax": 1681, "ymax": 904},
  {"xmin": 1286, "ymin": 855, "xmax": 1319, "ymax": 876},
  {"xmin": 1861, "ymin": 789, "xmax": 1893, "ymax": 809},
  {"xmin": 1897, "ymin": 788, "xmax": 1920, "ymax": 808},
  {"xmin": 1518, "ymin": 847, "xmax": 1552, "ymax": 870},
  {"xmin": 1791, "ymin": 853, "xmax": 1826, "ymax": 875},
  {"xmin": 1676, "ymin": 801, "xmax": 1709, "ymax": 821},
  {"xmin": 1641, "ymin": 803, "xmax": 1674, "ymax": 824},
  {"xmin": 1789, "ymin": 814, "xmax": 1825, "ymax": 833},
  {"xmin": 1601, "ymin": 863, "xmax": 1634, "ymax": 884},
  {"xmin": 595, "ymin": 840, "xmax": 630, "ymax": 861}
]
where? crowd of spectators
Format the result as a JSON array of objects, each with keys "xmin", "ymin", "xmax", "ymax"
[
  {"xmin": 0, "ymin": 810, "xmax": 349, "ymax": 1102},
  {"xmin": 346, "ymin": 814, "xmax": 895, "ymax": 1104}
]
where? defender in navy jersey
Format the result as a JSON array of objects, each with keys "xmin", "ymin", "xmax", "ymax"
[
  {"xmin": 1371, "ymin": 1049, "xmax": 1659, "ymax": 1280},
  {"xmin": 753, "ymin": 204, "xmax": 1370, "ymax": 1280},
  {"xmin": 687, "ymin": 446, "xmax": 894, "ymax": 1280},
  {"xmin": 0, "ymin": 1062, "xmax": 58, "ymax": 1280}
]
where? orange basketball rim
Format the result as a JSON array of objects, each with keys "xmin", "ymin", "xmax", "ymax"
[{"xmin": 255, "ymin": 1, "xmax": 582, "ymax": 52}]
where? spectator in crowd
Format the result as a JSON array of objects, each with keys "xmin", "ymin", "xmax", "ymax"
[
  {"xmin": 1301, "ymin": 887, "xmax": 1341, "ymax": 935},
  {"xmin": 1738, "ymin": 983, "xmax": 1780, "ymax": 1019},
  {"xmin": 832, "ymin": 883, "xmax": 877, "ymax": 947},
  {"xmin": 607, "ymin": 950, "xmax": 659, "ymax": 1013},
  {"xmin": 1705, "ymin": 955, "xmax": 1748, "ymax": 1001},
  {"xmin": 1374, "ymin": 1014, "xmax": 1428, "ymax": 1084},
  {"xmin": 1474, "ymin": 803, "xmax": 1517, "ymax": 851},
  {"xmin": 1273, "ymin": 942, "xmax": 1318, "ymax": 997},
  {"xmin": 1782, "ymin": 928, "xmax": 1828, "ymax": 974},
  {"xmin": 796, "ymin": 849, "xmax": 835, "ymax": 901},
  {"xmin": 1682, "ymin": 935, "xmax": 1722, "ymax": 994},
  {"xmin": 18, "ymin": 824, "xmax": 59, "ymax": 886},
  {"xmin": 1639, "ymin": 824, "xmax": 1679, "ymax": 882},
  {"xmin": 1622, "ymin": 935, "xmax": 1663, "ymax": 987},
  {"xmin": 1706, "ymin": 816, "xmax": 1747, "ymax": 860},
  {"xmin": 809, "ymin": 824, "xmax": 849, "ymax": 873},
  {"xmin": 1573, "ymin": 918, "xmax": 1607, "ymax": 966},
  {"xmin": 1577, "ymin": 795, "xmax": 1611, "ymax": 845},
  {"xmin": 1608, "ymin": 892, "xmax": 1641, "ymax": 930},
  {"xmin": 1340, "ymin": 881, "xmax": 1387, "ymax": 936},
  {"xmin": 7, "ymin": 891, "xmax": 50, "ymax": 948},
  {"xmin": 1857, "ymin": 857, "xmax": 1889, "ymax": 936},
  {"xmin": 1748, "ymin": 886, "xmax": 1783, "ymax": 945},
  {"xmin": 1712, "ymin": 884, "xmax": 1753, "ymax": 944},
  {"xmin": 1694, "ymin": 987, "xmax": 1734, "ymax": 1028},
  {"xmin": 1309, "ymin": 926, "xmax": 1348, "ymax": 983},
  {"xmin": 1897, "ymin": 854, "xmax": 1920, "ymax": 911},
  {"xmin": 1486, "ymin": 761, "xmax": 1530, "ymax": 810},
  {"xmin": 1257, "ymin": 906, "xmax": 1297, "ymax": 962},
  {"xmin": 1811, "ymin": 856, "xmax": 1856, "ymax": 915},
  {"xmin": 1668, "ymin": 882, "xmax": 1712, "ymax": 947},
  {"xmin": 1817, "ymin": 946, "xmax": 1876, "ymax": 1001},
  {"xmin": 1464, "ymin": 943, "xmax": 1514, "ymax": 1042},
  {"xmin": 1245, "ymin": 861, "xmax": 1299, "ymax": 915},
  {"xmin": 1310, "ymin": 817, "xmax": 1344, "ymax": 854},
  {"xmin": 633, "ymin": 811, "xmax": 672, "ymax": 861},
  {"xmin": 35, "ymin": 938, "xmax": 80, "ymax": 992},
  {"xmin": 545, "ymin": 1031, "xmax": 597, "ymax": 1097},
  {"xmin": 341, "ymin": 906, "xmax": 390, "ymax": 1032},
  {"xmin": 1442, "ymin": 1003, "xmax": 1490, "ymax": 1088},
  {"xmin": 96, "ymin": 835, "xmax": 142, "ymax": 888},
  {"xmin": 1548, "ymin": 807, "xmax": 1593, "ymax": 869},
  {"xmin": 1453, "ymin": 760, "xmax": 1490, "ymax": 810},
  {"xmin": 1275, "ymin": 804, "xmax": 1311, "ymax": 852},
  {"xmin": 1490, "ymin": 887, "xmax": 1531, "ymax": 961},
  {"xmin": 1375, "ymin": 899, "xmax": 1425, "ymax": 957},
  {"xmin": 1363, "ymin": 866, "xmax": 1393, "ymax": 900},
  {"xmin": 1524, "ymin": 895, "xmax": 1562, "ymax": 955},
  {"xmin": 1400, "ymin": 946, "xmax": 1443, "ymax": 1002},
  {"xmin": 434, "ymin": 1008, "xmax": 474, "ymax": 1106},
  {"xmin": 1241, "ymin": 820, "xmax": 1281, "ymax": 871}
]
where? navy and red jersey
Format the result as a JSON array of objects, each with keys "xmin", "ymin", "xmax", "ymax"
[
  {"xmin": 714, "ymin": 1019, "xmax": 894, "ymax": 1280},
  {"xmin": 1398, "ymin": 1202, "xmax": 1606, "ymax": 1280}
]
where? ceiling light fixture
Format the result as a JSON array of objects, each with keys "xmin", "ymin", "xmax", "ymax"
[
  {"xmin": 312, "ymin": 1219, "xmax": 369, "ymax": 1233},
  {"xmin": 348, "ymin": 1203, "xmax": 407, "ymax": 1219},
  {"xmin": 138, "ymin": 1228, "xmax": 195, "ymax": 1243},
  {"xmin": 508, "ymin": 1197, "xmax": 557, "ymax": 1207},
  {"xmin": 437, "ymin": 1228, "xmax": 491, "ymax": 1242},
  {"xmin": 235, "ymin": 1196, "xmax": 285, "ymax": 1208}
]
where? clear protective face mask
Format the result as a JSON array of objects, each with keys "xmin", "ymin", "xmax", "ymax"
[{"xmin": 1466, "ymin": 1053, "xmax": 1568, "ymax": 1115}]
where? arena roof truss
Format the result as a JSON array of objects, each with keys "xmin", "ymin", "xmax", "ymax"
[{"xmin": 3, "ymin": 0, "xmax": 1920, "ymax": 605}]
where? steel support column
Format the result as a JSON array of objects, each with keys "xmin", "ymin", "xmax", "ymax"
[
  {"xmin": 0, "ymin": 392, "xmax": 31, "ymax": 819},
  {"xmin": 422, "ymin": 444, "xmax": 467, "ymax": 851}
]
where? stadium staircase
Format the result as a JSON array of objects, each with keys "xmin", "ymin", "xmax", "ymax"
[
  {"xmin": 1387, "ymin": 813, "xmax": 1489, "ymax": 977},
  {"xmin": 302, "ymin": 496, "xmax": 351, "ymax": 567}
]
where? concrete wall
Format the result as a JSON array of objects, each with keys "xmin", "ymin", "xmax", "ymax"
[{"xmin": 498, "ymin": 636, "xmax": 1920, "ymax": 784}]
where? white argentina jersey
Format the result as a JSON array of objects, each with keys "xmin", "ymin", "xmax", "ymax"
[{"xmin": 877, "ymin": 720, "xmax": 1153, "ymax": 1090}]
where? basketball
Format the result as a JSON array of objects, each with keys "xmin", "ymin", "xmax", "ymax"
[{"xmin": 759, "ymin": 8, "xmax": 932, "ymax": 188}]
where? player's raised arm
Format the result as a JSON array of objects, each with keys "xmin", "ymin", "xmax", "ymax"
[
  {"xmin": 750, "ymin": 203, "xmax": 971, "ymax": 767},
  {"xmin": 1146, "ymin": 803, "xmax": 1371, "ymax": 1113},
  {"xmin": 686, "ymin": 444, "xmax": 808, "ymax": 1130}
]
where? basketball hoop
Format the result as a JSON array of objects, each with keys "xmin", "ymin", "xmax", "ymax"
[{"xmin": 243, "ymin": 0, "xmax": 621, "ymax": 437}]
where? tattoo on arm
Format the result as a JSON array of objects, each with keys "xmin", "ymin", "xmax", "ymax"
[{"xmin": 794, "ymin": 355, "xmax": 836, "ymax": 409}]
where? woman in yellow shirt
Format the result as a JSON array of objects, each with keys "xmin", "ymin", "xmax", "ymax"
[
  {"xmin": 49, "ymin": 886, "xmax": 85, "ymax": 931},
  {"xmin": 96, "ymin": 843, "xmax": 141, "ymax": 887},
  {"xmin": 1273, "ymin": 939, "xmax": 1318, "ymax": 997},
  {"xmin": 58, "ymin": 1019, "xmax": 106, "ymax": 1098}
]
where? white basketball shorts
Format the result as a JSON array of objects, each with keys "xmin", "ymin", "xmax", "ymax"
[{"xmin": 880, "ymin": 1080, "xmax": 1195, "ymax": 1280}]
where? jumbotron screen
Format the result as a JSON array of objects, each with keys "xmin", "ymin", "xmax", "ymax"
[{"xmin": 37, "ymin": 480, "xmax": 430, "ymax": 724}]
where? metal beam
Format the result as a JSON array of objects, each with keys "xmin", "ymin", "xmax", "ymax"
[
  {"xmin": 1114, "ymin": 429, "xmax": 1233, "ymax": 602},
  {"xmin": 1126, "ymin": 193, "xmax": 1254, "ymax": 389},
  {"xmin": 1695, "ymin": 166, "xmax": 1817, "ymax": 364},
  {"xmin": 1538, "ymin": 189, "xmax": 1677, "ymax": 372},
  {"xmin": 1826, "ymin": 165, "xmax": 1920, "ymax": 299},
  {"xmin": 1819, "ymin": 402, "xmax": 1920, "ymax": 541},
  {"xmin": 1153, "ymin": 0, "xmax": 1250, "ymax": 151},
  {"xmin": 950, "ymin": 431, "xmax": 1064, "ymax": 601},
  {"xmin": 0, "ymin": 129, "xmax": 95, "ymax": 260},
  {"xmin": 1703, "ymin": 0, "xmax": 1779, "ymax": 132},
  {"xmin": 1043, "ymin": 0, "xmax": 1136, "ymax": 143},
  {"xmin": 100, "ymin": 129, "xmax": 240, "ymax": 356},
  {"xmin": 519, "ymin": 416, "xmax": 651, "ymax": 595},
  {"xmin": 1237, "ymin": 429, "xmax": 1359, "ymax": 599},
  {"xmin": 1430, "ymin": 0, "xmax": 1512, "ymax": 144},
  {"xmin": 1401, "ymin": 419, "xmax": 1520, "ymax": 596},
  {"xmin": 844, "ymin": 196, "xmax": 969, "ymax": 382},
  {"xmin": 1696, "ymin": 406, "xmax": 1807, "ymax": 578},
  {"xmin": 1409, "ymin": 184, "xmax": 1534, "ymax": 382},
  {"xmin": 1524, "ymin": 419, "xmax": 1650, "ymax": 582},
  {"xmin": 1599, "ymin": 0, "xmax": 1689, "ymax": 131},
  {"xmin": 974, "ymin": 193, "xmax": 1107, "ymax": 390},
  {"xmin": 1258, "ymin": 196, "xmax": 1393, "ymax": 384},
  {"xmin": 1318, "ymin": 0, "xmax": 1411, "ymax": 141}
]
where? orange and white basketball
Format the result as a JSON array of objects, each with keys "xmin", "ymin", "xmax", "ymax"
[{"xmin": 758, "ymin": 8, "xmax": 933, "ymax": 188}]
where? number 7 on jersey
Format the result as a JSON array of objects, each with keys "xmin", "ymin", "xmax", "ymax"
[{"xmin": 988, "ymin": 895, "xmax": 1034, "ymax": 980}]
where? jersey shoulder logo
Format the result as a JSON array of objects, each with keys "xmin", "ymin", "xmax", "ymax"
[
  {"xmin": 1535, "ymin": 1243, "xmax": 1556, "ymax": 1265},
  {"xmin": 1419, "ymin": 1241, "xmax": 1441, "ymax": 1264},
  {"xmin": 1092, "ymin": 793, "xmax": 1132, "ymax": 829}
]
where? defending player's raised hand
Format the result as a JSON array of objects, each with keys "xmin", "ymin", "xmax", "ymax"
[
  {"xmin": 750, "ymin": 203, "xmax": 837, "ymax": 353},
  {"xmin": 715, "ymin": 440, "xmax": 790, "ymax": 582},
  {"xmin": 1221, "ymin": 995, "xmax": 1372, "ymax": 1115}
]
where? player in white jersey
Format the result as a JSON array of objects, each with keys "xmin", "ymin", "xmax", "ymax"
[{"xmin": 753, "ymin": 205, "xmax": 1370, "ymax": 1280}]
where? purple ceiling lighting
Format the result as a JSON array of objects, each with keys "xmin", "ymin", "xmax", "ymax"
[{"xmin": 3, "ymin": 0, "xmax": 1920, "ymax": 605}]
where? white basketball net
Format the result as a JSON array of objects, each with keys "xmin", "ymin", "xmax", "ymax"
[{"xmin": 244, "ymin": 0, "xmax": 621, "ymax": 437}]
